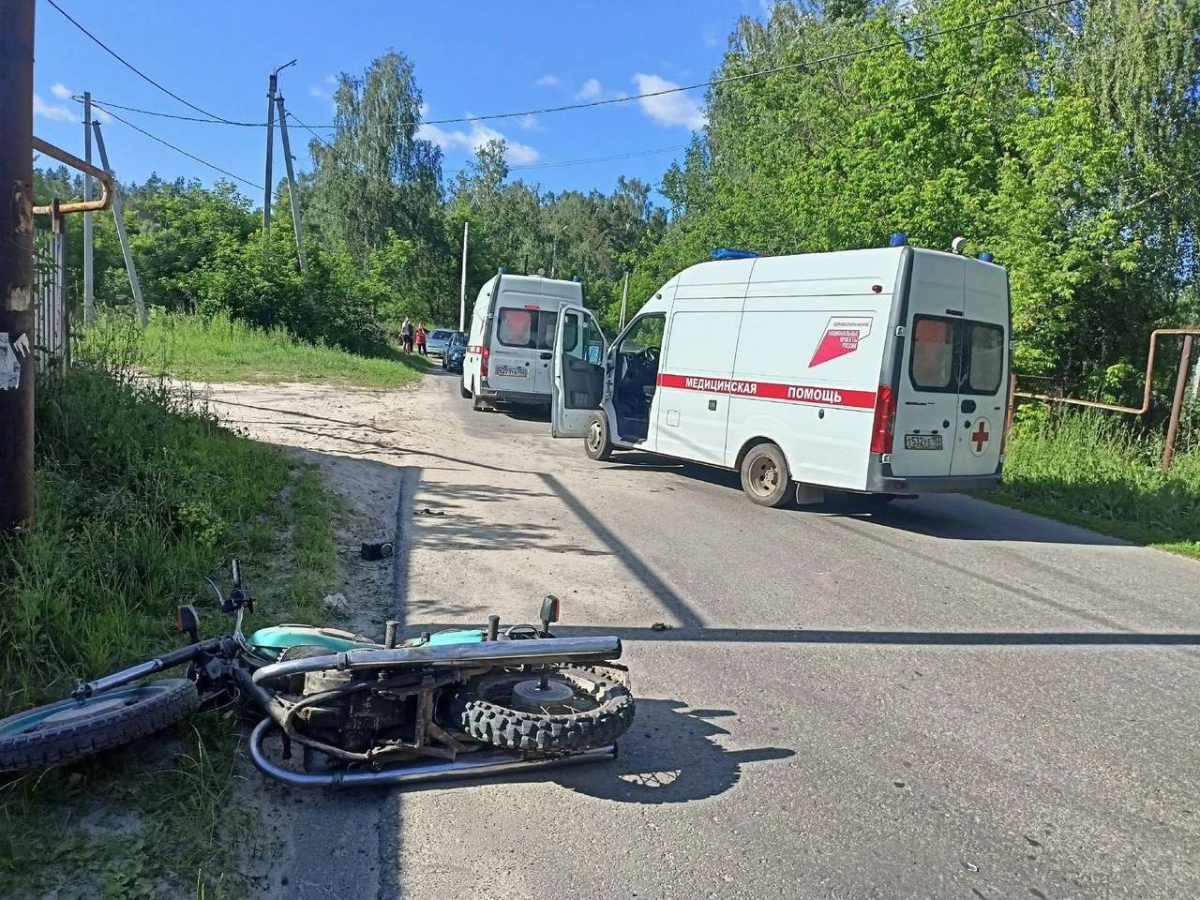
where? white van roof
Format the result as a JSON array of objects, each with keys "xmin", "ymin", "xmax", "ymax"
[
  {"xmin": 480, "ymin": 273, "xmax": 583, "ymax": 305},
  {"xmin": 642, "ymin": 247, "xmax": 1001, "ymax": 313}
]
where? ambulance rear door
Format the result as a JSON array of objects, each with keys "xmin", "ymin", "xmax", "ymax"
[
  {"xmin": 890, "ymin": 251, "xmax": 963, "ymax": 477},
  {"xmin": 949, "ymin": 261, "xmax": 1009, "ymax": 476}
]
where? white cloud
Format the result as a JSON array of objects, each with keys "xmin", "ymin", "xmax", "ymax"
[
  {"xmin": 575, "ymin": 78, "xmax": 603, "ymax": 100},
  {"xmin": 417, "ymin": 117, "xmax": 539, "ymax": 166},
  {"xmin": 535, "ymin": 75, "xmax": 559, "ymax": 88},
  {"xmin": 419, "ymin": 102, "xmax": 430, "ymax": 117},
  {"xmin": 308, "ymin": 85, "xmax": 328, "ymax": 98},
  {"xmin": 33, "ymin": 94, "xmax": 76, "ymax": 123},
  {"xmin": 703, "ymin": 29, "xmax": 719, "ymax": 48},
  {"xmin": 518, "ymin": 114, "xmax": 539, "ymax": 131},
  {"xmin": 50, "ymin": 82, "xmax": 73, "ymax": 100},
  {"xmin": 631, "ymin": 73, "xmax": 706, "ymax": 130}
]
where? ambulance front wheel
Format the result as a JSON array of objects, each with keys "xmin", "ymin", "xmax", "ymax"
[
  {"xmin": 584, "ymin": 412, "xmax": 614, "ymax": 461},
  {"xmin": 740, "ymin": 442, "xmax": 792, "ymax": 508}
]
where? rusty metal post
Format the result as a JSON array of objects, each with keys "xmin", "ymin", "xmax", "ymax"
[
  {"xmin": 52, "ymin": 200, "xmax": 69, "ymax": 371},
  {"xmin": 0, "ymin": 0, "xmax": 37, "ymax": 532},
  {"xmin": 1161, "ymin": 334, "xmax": 1194, "ymax": 472},
  {"xmin": 1003, "ymin": 372, "xmax": 1017, "ymax": 452}
]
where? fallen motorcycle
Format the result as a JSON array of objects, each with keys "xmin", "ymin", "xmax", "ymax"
[{"xmin": 0, "ymin": 562, "xmax": 634, "ymax": 787}]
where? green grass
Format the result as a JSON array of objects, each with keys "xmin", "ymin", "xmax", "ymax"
[
  {"xmin": 93, "ymin": 311, "xmax": 428, "ymax": 388},
  {"xmin": 0, "ymin": 340, "xmax": 340, "ymax": 898},
  {"xmin": 992, "ymin": 408, "xmax": 1200, "ymax": 559}
]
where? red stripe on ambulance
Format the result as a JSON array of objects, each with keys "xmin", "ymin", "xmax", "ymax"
[{"xmin": 657, "ymin": 373, "xmax": 876, "ymax": 411}]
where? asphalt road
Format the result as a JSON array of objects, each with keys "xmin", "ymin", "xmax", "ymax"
[{"xmin": 254, "ymin": 369, "xmax": 1200, "ymax": 900}]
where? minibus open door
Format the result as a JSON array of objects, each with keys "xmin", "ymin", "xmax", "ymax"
[{"xmin": 551, "ymin": 306, "xmax": 608, "ymax": 438}]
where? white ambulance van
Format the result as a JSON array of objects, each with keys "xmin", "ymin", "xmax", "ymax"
[
  {"xmin": 462, "ymin": 271, "xmax": 585, "ymax": 411},
  {"xmin": 550, "ymin": 242, "xmax": 1011, "ymax": 507}
]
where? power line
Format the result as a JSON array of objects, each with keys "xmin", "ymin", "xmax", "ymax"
[
  {"xmin": 45, "ymin": 0, "xmax": 244, "ymax": 125},
  {"xmin": 71, "ymin": 0, "xmax": 1073, "ymax": 133},
  {"xmin": 284, "ymin": 110, "xmax": 333, "ymax": 150},
  {"xmin": 89, "ymin": 101, "xmax": 263, "ymax": 191},
  {"xmin": 71, "ymin": 97, "xmax": 260, "ymax": 127}
]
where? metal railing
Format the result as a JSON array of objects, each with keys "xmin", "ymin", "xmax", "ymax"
[
  {"xmin": 32, "ymin": 202, "xmax": 68, "ymax": 373},
  {"xmin": 1013, "ymin": 328, "xmax": 1200, "ymax": 471}
]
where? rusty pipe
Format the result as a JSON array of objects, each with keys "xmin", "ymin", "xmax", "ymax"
[
  {"xmin": 31, "ymin": 136, "xmax": 112, "ymax": 215},
  {"xmin": 1013, "ymin": 328, "xmax": 1200, "ymax": 414}
]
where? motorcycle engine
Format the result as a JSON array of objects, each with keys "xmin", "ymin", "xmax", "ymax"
[{"xmin": 292, "ymin": 667, "xmax": 418, "ymax": 754}]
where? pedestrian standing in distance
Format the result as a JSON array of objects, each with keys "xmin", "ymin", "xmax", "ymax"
[
  {"xmin": 416, "ymin": 323, "xmax": 428, "ymax": 357},
  {"xmin": 401, "ymin": 317, "xmax": 413, "ymax": 353}
]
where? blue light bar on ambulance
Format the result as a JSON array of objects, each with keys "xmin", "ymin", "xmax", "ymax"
[
  {"xmin": 889, "ymin": 232, "xmax": 907, "ymax": 247},
  {"xmin": 712, "ymin": 248, "xmax": 759, "ymax": 260},
  {"xmin": 979, "ymin": 252, "xmax": 995, "ymax": 263}
]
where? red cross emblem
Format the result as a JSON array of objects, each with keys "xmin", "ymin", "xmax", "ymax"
[{"xmin": 969, "ymin": 418, "xmax": 991, "ymax": 456}]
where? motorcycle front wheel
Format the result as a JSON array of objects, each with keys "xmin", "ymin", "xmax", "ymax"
[
  {"xmin": 0, "ymin": 679, "xmax": 198, "ymax": 771},
  {"xmin": 448, "ymin": 665, "xmax": 634, "ymax": 753}
]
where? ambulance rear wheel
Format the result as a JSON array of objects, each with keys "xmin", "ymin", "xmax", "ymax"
[
  {"xmin": 584, "ymin": 412, "xmax": 614, "ymax": 461},
  {"xmin": 740, "ymin": 442, "xmax": 791, "ymax": 508},
  {"xmin": 459, "ymin": 381, "xmax": 472, "ymax": 399}
]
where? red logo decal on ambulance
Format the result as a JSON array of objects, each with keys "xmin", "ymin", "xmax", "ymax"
[{"xmin": 808, "ymin": 317, "xmax": 873, "ymax": 368}]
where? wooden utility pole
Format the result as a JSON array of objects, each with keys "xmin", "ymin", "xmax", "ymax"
[
  {"xmin": 83, "ymin": 90, "xmax": 94, "ymax": 327},
  {"xmin": 92, "ymin": 122, "xmax": 147, "ymax": 325},
  {"xmin": 262, "ymin": 60, "xmax": 297, "ymax": 258},
  {"xmin": 262, "ymin": 73, "xmax": 277, "ymax": 255},
  {"xmin": 1161, "ymin": 335, "xmax": 1194, "ymax": 472},
  {"xmin": 0, "ymin": 0, "xmax": 37, "ymax": 531},
  {"xmin": 274, "ymin": 95, "xmax": 307, "ymax": 272}
]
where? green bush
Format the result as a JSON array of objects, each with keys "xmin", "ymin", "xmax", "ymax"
[
  {"xmin": 998, "ymin": 408, "xmax": 1200, "ymax": 556},
  {"xmin": 0, "ymin": 338, "xmax": 338, "ymax": 895}
]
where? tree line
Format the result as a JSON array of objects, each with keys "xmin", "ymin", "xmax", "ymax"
[{"xmin": 34, "ymin": 0, "xmax": 1200, "ymax": 400}]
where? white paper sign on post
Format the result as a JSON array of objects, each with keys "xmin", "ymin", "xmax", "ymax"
[{"xmin": 0, "ymin": 332, "xmax": 29, "ymax": 390}]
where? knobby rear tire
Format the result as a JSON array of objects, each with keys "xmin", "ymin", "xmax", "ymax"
[
  {"xmin": 448, "ymin": 665, "xmax": 634, "ymax": 753},
  {"xmin": 0, "ymin": 679, "xmax": 199, "ymax": 771}
]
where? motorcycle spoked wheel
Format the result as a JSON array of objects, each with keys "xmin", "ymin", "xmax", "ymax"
[
  {"xmin": 448, "ymin": 665, "xmax": 633, "ymax": 753},
  {"xmin": 0, "ymin": 679, "xmax": 199, "ymax": 771}
]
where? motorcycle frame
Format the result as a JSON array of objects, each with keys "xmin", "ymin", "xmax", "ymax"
[{"xmin": 61, "ymin": 570, "xmax": 627, "ymax": 787}]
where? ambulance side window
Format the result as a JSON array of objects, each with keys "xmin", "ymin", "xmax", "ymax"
[{"xmin": 910, "ymin": 316, "xmax": 959, "ymax": 392}]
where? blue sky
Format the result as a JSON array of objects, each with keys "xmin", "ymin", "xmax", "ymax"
[{"xmin": 32, "ymin": 0, "xmax": 768, "ymax": 201}]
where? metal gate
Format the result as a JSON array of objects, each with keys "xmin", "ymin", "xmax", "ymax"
[{"xmin": 32, "ymin": 209, "xmax": 68, "ymax": 373}]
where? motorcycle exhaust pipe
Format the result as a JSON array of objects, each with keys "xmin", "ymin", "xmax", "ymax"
[
  {"xmin": 248, "ymin": 718, "xmax": 616, "ymax": 788},
  {"xmin": 252, "ymin": 635, "xmax": 622, "ymax": 686}
]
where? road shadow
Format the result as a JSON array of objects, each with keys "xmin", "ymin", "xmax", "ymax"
[
  {"xmin": 600, "ymin": 452, "xmax": 1127, "ymax": 547},
  {"xmin": 409, "ymin": 622, "xmax": 1200, "ymax": 647},
  {"xmin": 409, "ymin": 480, "xmax": 614, "ymax": 557},
  {"xmin": 390, "ymin": 700, "xmax": 793, "ymax": 805},
  {"xmin": 550, "ymin": 701, "xmax": 794, "ymax": 804}
]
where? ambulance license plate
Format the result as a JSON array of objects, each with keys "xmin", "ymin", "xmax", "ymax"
[
  {"xmin": 495, "ymin": 365, "xmax": 526, "ymax": 377},
  {"xmin": 904, "ymin": 434, "xmax": 943, "ymax": 451}
]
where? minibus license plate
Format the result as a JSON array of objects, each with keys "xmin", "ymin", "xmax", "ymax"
[
  {"xmin": 495, "ymin": 365, "xmax": 526, "ymax": 377},
  {"xmin": 904, "ymin": 434, "xmax": 943, "ymax": 451}
]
